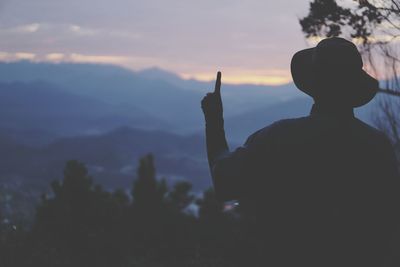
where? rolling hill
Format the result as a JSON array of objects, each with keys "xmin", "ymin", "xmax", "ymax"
[
  {"xmin": 0, "ymin": 81, "xmax": 169, "ymax": 145},
  {"xmin": 0, "ymin": 61, "xmax": 302, "ymax": 134},
  {"xmin": 0, "ymin": 127, "xmax": 210, "ymax": 192}
]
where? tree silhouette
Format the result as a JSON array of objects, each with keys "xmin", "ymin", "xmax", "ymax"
[
  {"xmin": 168, "ymin": 181, "xmax": 194, "ymax": 212},
  {"xmin": 132, "ymin": 154, "xmax": 167, "ymax": 213},
  {"xmin": 197, "ymin": 188, "xmax": 225, "ymax": 222},
  {"xmin": 0, "ymin": 156, "xmax": 249, "ymax": 266},
  {"xmin": 33, "ymin": 160, "xmax": 130, "ymax": 267}
]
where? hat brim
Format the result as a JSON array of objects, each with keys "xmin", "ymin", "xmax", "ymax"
[{"xmin": 290, "ymin": 47, "xmax": 378, "ymax": 107}]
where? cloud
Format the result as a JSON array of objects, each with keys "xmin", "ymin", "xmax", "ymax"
[
  {"xmin": 69, "ymin": 53, "xmax": 128, "ymax": 64},
  {"xmin": 15, "ymin": 52, "xmax": 36, "ymax": 60},
  {"xmin": 69, "ymin": 24, "xmax": 98, "ymax": 36},
  {"xmin": 45, "ymin": 53, "xmax": 65, "ymax": 61},
  {"xmin": 0, "ymin": 52, "xmax": 11, "ymax": 61},
  {"xmin": 0, "ymin": 23, "xmax": 41, "ymax": 34},
  {"xmin": 181, "ymin": 68, "xmax": 292, "ymax": 86},
  {"xmin": 17, "ymin": 23, "xmax": 41, "ymax": 33},
  {"xmin": 0, "ymin": 51, "xmax": 127, "ymax": 65}
]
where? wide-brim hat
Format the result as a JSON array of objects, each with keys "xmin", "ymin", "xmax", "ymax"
[{"xmin": 290, "ymin": 37, "xmax": 378, "ymax": 107}]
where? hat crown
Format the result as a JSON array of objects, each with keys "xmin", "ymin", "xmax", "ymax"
[{"xmin": 312, "ymin": 37, "xmax": 363, "ymax": 72}]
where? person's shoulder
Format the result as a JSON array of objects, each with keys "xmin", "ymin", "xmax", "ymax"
[
  {"xmin": 264, "ymin": 116, "xmax": 312, "ymax": 135},
  {"xmin": 353, "ymin": 118, "xmax": 392, "ymax": 145},
  {"xmin": 245, "ymin": 116, "xmax": 310, "ymax": 144}
]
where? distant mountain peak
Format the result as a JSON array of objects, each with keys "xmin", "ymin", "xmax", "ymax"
[{"xmin": 137, "ymin": 67, "xmax": 182, "ymax": 83}]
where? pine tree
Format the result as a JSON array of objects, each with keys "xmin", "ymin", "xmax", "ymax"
[
  {"xmin": 132, "ymin": 154, "xmax": 167, "ymax": 213},
  {"xmin": 168, "ymin": 181, "xmax": 194, "ymax": 212}
]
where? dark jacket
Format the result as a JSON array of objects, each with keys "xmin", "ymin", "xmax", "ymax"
[{"xmin": 212, "ymin": 104, "xmax": 400, "ymax": 266}]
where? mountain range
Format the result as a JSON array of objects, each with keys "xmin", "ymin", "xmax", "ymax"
[{"xmin": 0, "ymin": 61, "xmax": 378, "ymax": 196}]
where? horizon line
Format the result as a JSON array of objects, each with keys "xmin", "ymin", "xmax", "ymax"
[{"xmin": 0, "ymin": 58, "xmax": 294, "ymax": 87}]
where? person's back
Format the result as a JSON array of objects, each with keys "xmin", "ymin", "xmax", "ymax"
[
  {"xmin": 201, "ymin": 37, "xmax": 400, "ymax": 266},
  {"xmin": 234, "ymin": 105, "xmax": 400, "ymax": 266}
]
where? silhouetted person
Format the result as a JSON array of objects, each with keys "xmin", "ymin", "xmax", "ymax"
[{"xmin": 201, "ymin": 37, "xmax": 400, "ymax": 267}]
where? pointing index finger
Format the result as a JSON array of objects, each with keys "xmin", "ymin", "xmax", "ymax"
[{"xmin": 214, "ymin": 71, "xmax": 221, "ymax": 94}]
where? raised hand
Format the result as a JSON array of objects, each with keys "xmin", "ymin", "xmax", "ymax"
[{"xmin": 201, "ymin": 71, "xmax": 223, "ymax": 123}]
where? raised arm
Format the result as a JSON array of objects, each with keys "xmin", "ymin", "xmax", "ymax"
[
  {"xmin": 201, "ymin": 72, "xmax": 229, "ymax": 174},
  {"xmin": 201, "ymin": 72, "xmax": 270, "ymax": 201}
]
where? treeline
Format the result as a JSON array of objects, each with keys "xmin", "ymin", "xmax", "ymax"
[{"xmin": 0, "ymin": 155, "xmax": 249, "ymax": 267}]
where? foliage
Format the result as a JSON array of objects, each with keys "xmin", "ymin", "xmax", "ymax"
[
  {"xmin": 0, "ymin": 156, "xmax": 243, "ymax": 267},
  {"xmin": 300, "ymin": 0, "xmax": 385, "ymax": 43}
]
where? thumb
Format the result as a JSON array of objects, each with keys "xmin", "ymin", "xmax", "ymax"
[{"xmin": 214, "ymin": 71, "xmax": 222, "ymax": 95}]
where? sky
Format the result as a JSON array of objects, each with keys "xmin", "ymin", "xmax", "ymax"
[{"xmin": 0, "ymin": 0, "xmax": 314, "ymax": 85}]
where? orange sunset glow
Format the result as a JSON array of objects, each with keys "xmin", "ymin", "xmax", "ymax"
[{"xmin": 181, "ymin": 72, "xmax": 292, "ymax": 86}]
